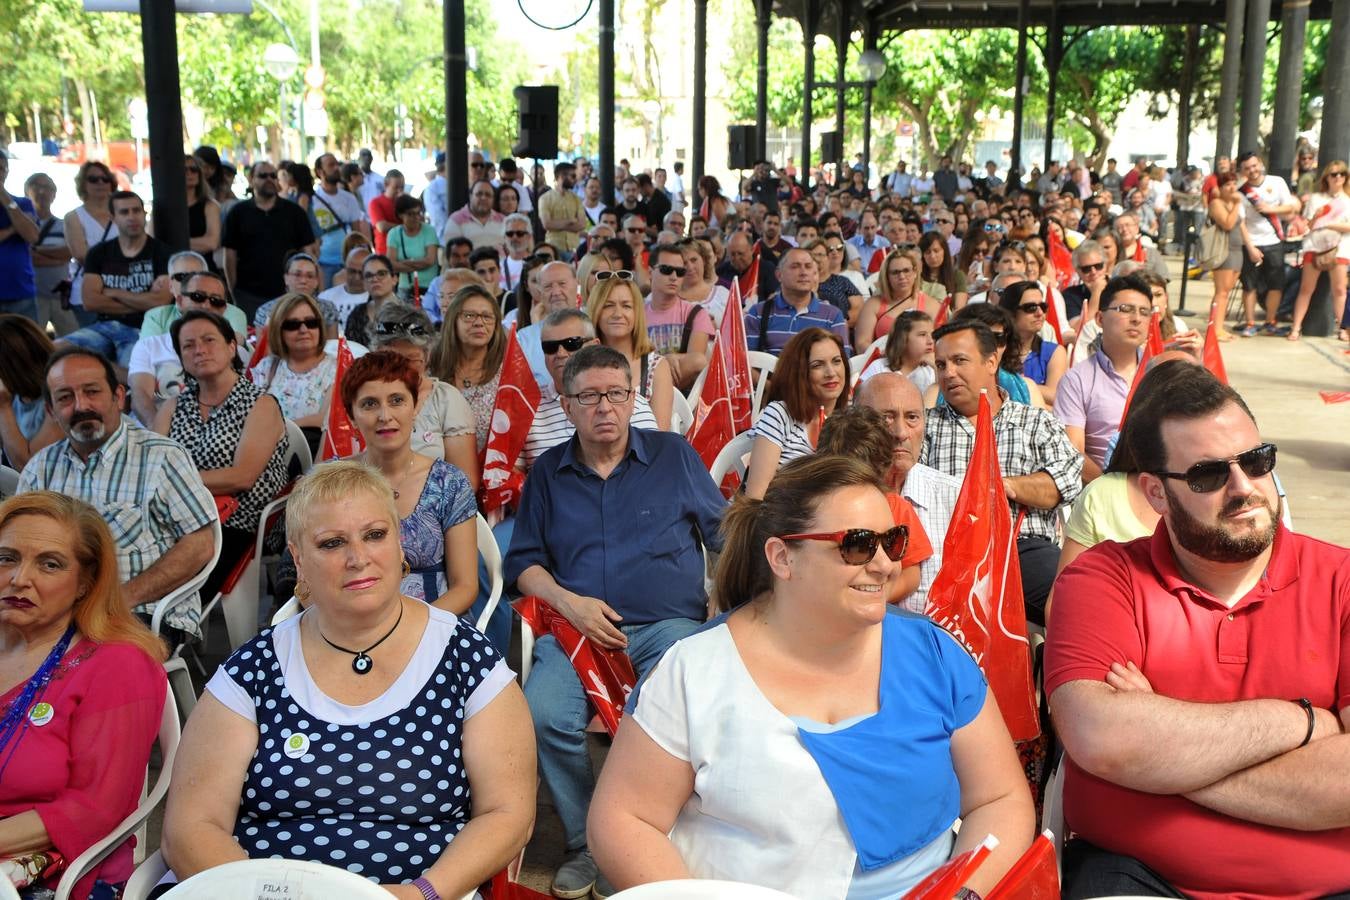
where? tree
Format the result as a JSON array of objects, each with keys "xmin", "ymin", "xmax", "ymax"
[{"xmin": 1052, "ymin": 27, "xmax": 1166, "ymax": 168}]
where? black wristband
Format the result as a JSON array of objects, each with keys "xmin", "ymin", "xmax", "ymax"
[{"xmin": 1296, "ymin": 697, "xmax": 1315, "ymax": 747}]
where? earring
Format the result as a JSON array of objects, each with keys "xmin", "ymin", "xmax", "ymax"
[
  {"xmin": 401, "ymin": 559, "xmax": 411, "ymax": 578},
  {"xmin": 295, "ymin": 580, "xmax": 311, "ymax": 602}
]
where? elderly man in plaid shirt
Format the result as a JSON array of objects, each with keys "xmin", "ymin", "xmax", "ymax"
[{"xmin": 922, "ymin": 319, "xmax": 1083, "ymax": 625}]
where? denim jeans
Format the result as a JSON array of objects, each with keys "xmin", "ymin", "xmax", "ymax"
[
  {"xmin": 0, "ymin": 297, "xmax": 39, "ymax": 323},
  {"xmin": 62, "ymin": 318, "xmax": 142, "ymax": 368},
  {"xmin": 524, "ymin": 615, "xmax": 703, "ymax": 850}
]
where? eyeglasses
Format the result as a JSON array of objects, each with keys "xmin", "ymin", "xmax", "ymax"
[
  {"xmin": 1155, "ymin": 443, "xmax": 1278, "ymax": 494},
  {"xmin": 626, "ymin": 227, "xmax": 646, "ymax": 234},
  {"xmin": 184, "ymin": 291, "xmax": 228, "ymax": 309},
  {"xmin": 655, "ymin": 263, "xmax": 687, "ymax": 277},
  {"xmin": 779, "ymin": 526, "xmax": 909, "ymax": 565},
  {"xmin": 170, "ymin": 271, "xmax": 199, "ymax": 284},
  {"xmin": 541, "ymin": 335, "xmax": 590, "ymax": 355},
  {"xmin": 254, "ymin": 171, "xmax": 279, "ymax": 180},
  {"xmin": 84, "ymin": 175, "xmax": 113, "ymax": 185},
  {"xmin": 505, "ymin": 230, "xmax": 530, "ymax": 238},
  {"xmin": 1018, "ymin": 302, "xmax": 1049, "ymax": 314},
  {"xmin": 1104, "ymin": 303, "xmax": 1151, "ymax": 318},
  {"xmin": 934, "ymin": 218, "xmax": 954, "ymax": 226},
  {"xmin": 457, "ymin": 311, "xmax": 495, "ymax": 325},
  {"xmin": 1077, "ymin": 261, "xmax": 1105, "ymax": 273},
  {"xmin": 375, "ymin": 321, "xmax": 431, "ymax": 337},
  {"xmin": 281, "ymin": 317, "xmax": 321, "ymax": 332},
  {"xmin": 364, "ymin": 269, "xmax": 393, "ymax": 280},
  {"xmin": 566, "ymin": 388, "xmax": 633, "ymax": 406},
  {"xmin": 983, "ymin": 221, "xmax": 1006, "ymax": 233},
  {"xmin": 594, "ymin": 270, "xmax": 635, "ymax": 282}
]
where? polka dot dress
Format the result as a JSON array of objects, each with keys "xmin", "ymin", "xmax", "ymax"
[{"xmin": 223, "ymin": 622, "xmax": 499, "ymax": 883}]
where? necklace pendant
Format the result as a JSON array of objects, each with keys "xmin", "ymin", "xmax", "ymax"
[
  {"xmin": 352, "ymin": 653, "xmax": 373, "ymax": 675},
  {"xmin": 392, "ymin": 490, "xmax": 400, "ymax": 499}
]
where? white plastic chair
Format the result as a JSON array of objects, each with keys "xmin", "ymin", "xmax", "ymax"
[
  {"xmin": 669, "ymin": 388, "xmax": 695, "ymax": 435},
  {"xmin": 709, "ymin": 432, "xmax": 755, "ymax": 492},
  {"xmin": 54, "ymin": 683, "xmax": 181, "ymax": 900},
  {"xmin": 849, "ymin": 335, "xmax": 887, "ymax": 386},
  {"xmin": 0, "ymin": 464, "xmax": 20, "ymax": 497},
  {"xmin": 198, "ymin": 493, "xmax": 291, "ymax": 661},
  {"xmin": 609, "ymin": 881, "xmax": 799, "ymax": 899},
  {"xmin": 0, "ymin": 875, "xmax": 18, "ymax": 899},
  {"xmin": 1041, "ymin": 753, "xmax": 1067, "ymax": 879},
  {"xmin": 284, "ymin": 419, "xmax": 314, "ymax": 475},
  {"xmin": 746, "ymin": 350, "xmax": 777, "ymax": 418},
  {"xmin": 150, "ymin": 517, "xmax": 222, "ymax": 638},
  {"xmin": 151, "ymin": 518, "xmax": 222, "ymax": 717},
  {"xmin": 159, "ymin": 858, "xmax": 394, "ymax": 899}
]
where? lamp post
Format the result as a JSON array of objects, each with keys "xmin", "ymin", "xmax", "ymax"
[
  {"xmin": 263, "ymin": 42, "xmax": 299, "ymax": 160},
  {"xmin": 810, "ymin": 48, "xmax": 887, "ymax": 182}
]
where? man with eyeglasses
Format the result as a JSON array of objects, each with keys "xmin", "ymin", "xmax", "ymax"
[
  {"xmin": 1047, "ymin": 365, "xmax": 1350, "ymax": 900},
  {"xmin": 538, "ymin": 162, "xmax": 587, "ymax": 260},
  {"xmin": 128, "ymin": 270, "xmax": 234, "ymax": 426},
  {"xmin": 505, "ymin": 341, "xmax": 723, "ymax": 900},
  {"xmin": 1053, "ymin": 274, "xmax": 1153, "ymax": 483},
  {"xmin": 223, "ymin": 162, "xmax": 319, "ymax": 318},
  {"xmin": 440, "ymin": 178, "xmax": 506, "ymax": 250},
  {"xmin": 645, "ymin": 243, "xmax": 715, "ymax": 391}
]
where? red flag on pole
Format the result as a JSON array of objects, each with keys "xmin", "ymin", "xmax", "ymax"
[
  {"xmin": 478, "ymin": 328, "xmax": 542, "ymax": 513},
  {"xmin": 902, "ymin": 834, "xmax": 999, "ymax": 899},
  {"xmin": 720, "ymin": 278, "xmax": 754, "ymax": 433},
  {"xmin": 512, "ymin": 596, "xmax": 637, "ymax": 737},
  {"xmin": 1202, "ymin": 305, "xmax": 1229, "ymax": 385},
  {"xmin": 933, "ymin": 296, "xmax": 952, "ymax": 329},
  {"xmin": 688, "ymin": 336, "xmax": 737, "ymax": 471},
  {"xmin": 986, "ymin": 831, "xmax": 1061, "ymax": 900},
  {"xmin": 924, "ymin": 391, "xmax": 1039, "ymax": 742},
  {"xmin": 1043, "ymin": 288, "xmax": 1065, "ymax": 345},
  {"xmin": 247, "ymin": 329, "xmax": 269, "ymax": 372},
  {"xmin": 1117, "ymin": 310, "xmax": 1166, "ymax": 429},
  {"xmin": 318, "ymin": 337, "xmax": 364, "ymax": 461},
  {"xmin": 1047, "ymin": 227, "xmax": 1075, "ymax": 294}
]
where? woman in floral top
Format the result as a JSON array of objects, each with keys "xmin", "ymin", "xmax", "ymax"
[
  {"xmin": 249, "ymin": 293, "xmax": 335, "ymax": 458},
  {"xmin": 429, "ymin": 283, "xmax": 507, "ymax": 453}
]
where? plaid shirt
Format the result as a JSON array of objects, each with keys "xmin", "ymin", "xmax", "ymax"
[
  {"xmin": 921, "ymin": 394, "xmax": 1083, "ymax": 543},
  {"xmin": 19, "ymin": 419, "xmax": 218, "ymax": 634}
]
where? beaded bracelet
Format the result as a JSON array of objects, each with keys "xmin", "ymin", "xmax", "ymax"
[{"xmin": 411, "ymin": 876, "xmax": 441, "ymax": 900}]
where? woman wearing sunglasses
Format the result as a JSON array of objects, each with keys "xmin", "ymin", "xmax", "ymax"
[
  {"xmin": 371, "ymin": 303, "xmax": 479, "ymax": 487},
  {"xmin": 61, "ymin": 162, "xmax": 119, "ymax": 323},
  {"xmin": 250, "ymin": 292, "xmax": 336, "ymax": 455},
  {"xmin": 1289, "ymin": 162, "xmax": 1350, "ymax": 342},
  {"xmin": 590, "ymin": 454, "xmax": 1033, "ymax": 896},
  {"xmin": 585, "ymin": 274, "xmax": 673, "ymax": 431},
  {"xmin": 430, "ymin": 284, "xmax": 508, "ymax": 454},
  {"xmin": 999, "ymin": 280, "xmax": 1068, "ymax": 407},
  {"xmin": 744, "ymin": 328, "xmax": 850, "ymax": 499}
]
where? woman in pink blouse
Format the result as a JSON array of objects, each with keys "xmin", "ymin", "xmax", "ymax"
[{"xmin": 0, "ymin": 493, "xmax": 167, "ymax": 898}]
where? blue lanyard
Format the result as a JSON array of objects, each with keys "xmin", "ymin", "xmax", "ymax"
[{"xmin": 0, "ymin": 624, "xmax": 76, "ymax": 781}]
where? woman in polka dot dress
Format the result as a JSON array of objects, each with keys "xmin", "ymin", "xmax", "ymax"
[{"xmin": 160, "ymin": 461, "xmax": 536, "ymax": 899}]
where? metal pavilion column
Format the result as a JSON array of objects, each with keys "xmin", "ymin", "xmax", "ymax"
[
  {"xmin": 1268, "ymin": 0, "xmax": 1310, "ymax": 182},
  {"xmin": 755, "ymin": 0, "xmax": 772, "ymax": 161},
  {"xmin": 693, "ymin": 0, "xmax": 708, "ymax": 195},
  {"xmin": 1215, "ymin": 0, "xmax": 1246, "ymax": 161},
  {"xmin": 834, "ymin": 0, "xmax": 849, "ymax": 174},
  {"xmin": 1009, "ymin": 0, "xmax": 1030, "ymax": 189},
  {"xmin": 444, "ymin": 0, "xmax": 469, "ymax": 211},
  {"xmin": 1043, "ymin": 0, "xmax": 1063, "ymax": 170},
  {"xmin": 862, "ymin": 17, "xmax": 878, "ymax": 178},
  {"xmin": 599, "ymin": 0, "xmax": 616, "ymax": 202},
  {"xmin": 140, "ymin": 0, "xmax": 188, "ymax": 249},
  {"xmin": 1237, "ymin": 0, "xmax": 1271, "ymax": 154},
  {"xmin": 801, "ymin": 0, "xmax": 819, "ymax": 188}
]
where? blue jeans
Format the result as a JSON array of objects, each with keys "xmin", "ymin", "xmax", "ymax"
[
  {"xmin": 525, "ymin": 616, "xmax": 703, "ymax": 850},
  {"xmin": 0, "ymin": 297, "xmax": 38, "ymax": 323},
  {"xmin": 61, "ymin": 319, "xmax": 142, "ymax": 369}
]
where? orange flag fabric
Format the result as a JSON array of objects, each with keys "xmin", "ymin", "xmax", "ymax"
[
  {"xmin": 720, "ymin": 277, "xmax": 755, "ymax": 433},
  {"xmin": 986, "ymin": 831, "xmax": 1061, "ymax": 900},
  {"xmin": 1202, "ymin": 305, "xmax": 1229, "ymax": 385},
  {"xmin": 1117, "ymin": 310, "xmax": 1166, "ymax": 429},
  {"xmin": 924, "ymin": 391, "xmax": 1040, "ymax": 742},
  {"xmin": 512, "ymin": 596, "xmax": 637, "ymax": 737},
  {"xmin": 319, "ymin": 337, "xmax": 364, "ymax": 461},
  {"xmin": 902, "ymin": 834, "xmax": 999, "ymax": 899},
  {"xmin": 478, "ymin": 328, "xmax": 542, "ymax": 513}
]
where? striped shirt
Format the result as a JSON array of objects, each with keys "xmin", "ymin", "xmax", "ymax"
[
  {"xmin": 920, "ymin": 395, "xmax": 1083, "ymax": 544},
  {"xmin": 19, "ymin": 420, "xmax": 218, "ymax": 634},
  {"xmin": 744, "ymin": 292, "xmax": 852, "ymax": 356},
  {"xmin": 899, "ymin": 463, "xmax": 962, "ymax": 615},
  {"xmin": 520, "ymin": 394, "xmax": 660, "ymax": 471},
  {"xmin": 749, "ymin": 401, "xmax": 815, "ymax": 466}
]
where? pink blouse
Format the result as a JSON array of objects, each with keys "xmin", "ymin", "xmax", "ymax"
[
  {"xmin": 873, "ymin": 292, "xmax": 931, "ymax": 343},
  {"xmin": 0, "ymin": 640, "xmax": 166, "ymax": 898}
]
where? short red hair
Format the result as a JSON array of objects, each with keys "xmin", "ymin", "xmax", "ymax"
[{"xmin": 340, "ymin": 350, "xmax": 422, "ymax": 415}]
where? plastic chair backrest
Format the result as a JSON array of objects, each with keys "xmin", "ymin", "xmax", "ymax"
[
  {"xmin": 150, "ymin": 517, "xmax": 222, "ymax": 638},
  {"xmin": 54, "ymin": 683, "xmax": 181, "ymax": 900},
  {"xmin": 709, "ymin": 432, "xmax": 755, "ymax": 491},
  {"xmin": 475, "ymin": 513, "xmax": 503, "ymax": 634},
  {"xmin": 159, "ymin": 858, "xmax": 392, "ymax": 899},
  {"xmin": 284, "ymin": 419, "xmax": 314, "ymax": 475},
  {"xmin": 669, "ymin": 388, "xmax": 694, "ymax": 435},
  {"xmin": 0, "ymin": 464, "xmax": 21, "ymax": 498},
  {"xmin": 1041, "ymin": 753, "xmax": 1066, "ymax": 879},
  {"xmin": 746, "ymin": 350, "xmax": 777, "ymax": 418}
]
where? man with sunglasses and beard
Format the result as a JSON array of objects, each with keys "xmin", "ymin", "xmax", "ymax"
[
  {"xmin": 223, "ymin": 162, "xmax": 319, "ymax": 318},
  {"xmin": 1047, "ymin": 365, "xmax": 1350, "ymax": 900}
]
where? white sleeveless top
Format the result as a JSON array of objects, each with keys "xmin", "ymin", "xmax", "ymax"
[{"xmin": 69, "ymin": 206, "xmax": 119, "ymax": 309}]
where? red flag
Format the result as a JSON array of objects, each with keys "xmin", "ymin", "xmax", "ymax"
[
  {"xmin": 513, "ymin": 596, "xmax": 637, "ymax": 737},
  {"xmin": 688, "ymin": 335, "xmax": 736, "ymax": 471},
  {"xmin": 319, "ymin": 337, "xmax": 364, "ymax": 461},
  {"xmin": 1202, "ymin": 305, "xmax": 1229, "ymax": 385},
  {"xmin": 720, "ymin": 277, "xmax": 754, "ymax": 433},
  {"xmin": 247, "ymin": 328, "xmax": 269, "ymax": 371},
  {"xmin": 924, "ymin": 392, "xmax": 1039, "ymax": 741},
  {"xmin": 867, "ymin": 247, "xmax": 885, "ymax": 275},
  {"xmin": 986, "ymin": 831, "xmax": 1061, "ymax": 900},
  {"xmin": 1320, "ymin": 391, "xmax": 1350, "ymax": 404},
  {"xmin": 478, "ymin": 328, "xmax": 542, "ymax": 513},
  {"xmin": 903, "ymin": 834, "xmax": 998, "ymax": 899},
  {"xmin": 737, "ymin": 245, "xmax": 762, "ymax": 300},
  {"xmin": 1117, "ymin": 311, "xmax": 1166, "ymax": 429},
  {"xmin": 484, "ymin": 871, "xmax": 552, "ymax": 900},
  {"xmin": 1043, "ymin": 287, "xmax": 1065, "ymax": 345},
  {"xmin": 1047, "ymin": 228, "xmax": 1074, "ymax": 294},
  {"xmin": 932, "ymin": 296, "xmax": 953, "ymax": 330},
  {"xmin": 412, "ymin": 271, "xmax": 421, "ymax": 307}
]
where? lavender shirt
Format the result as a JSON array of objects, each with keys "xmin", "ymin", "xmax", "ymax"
[{"xmin": 1052, "ymin": 349, "xmax": 1134, "ymax": 467}]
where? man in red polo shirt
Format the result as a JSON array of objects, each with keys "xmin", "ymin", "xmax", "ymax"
[{"xmin": 1047, "ymin": 365, "xmax": 1350, "ymax": 900}]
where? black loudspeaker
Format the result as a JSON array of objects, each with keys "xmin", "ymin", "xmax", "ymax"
[
  {"xmin": 728, "ymin": 124, "xmax": 758, "ymax": 170},
  {"xmin": 820, "ymin": 131, "xmax": 842, "ymax": 164},
  {"xmin": 512, "ymin": 86, "xmax": 559, "ymax": 159}
]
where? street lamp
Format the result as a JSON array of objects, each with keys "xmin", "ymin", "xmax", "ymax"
[
  {"xmin": 858, "ymin": 48, "xmax": 887, "ymax": 180},
  {"xmin": 263, "ymin": 42, "xmax": 299, "ymax": 160}
]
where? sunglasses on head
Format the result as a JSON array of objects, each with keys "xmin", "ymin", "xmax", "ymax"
[
  {"xmin": 281, "ymin": 317, "xmax": 321, "ymax": 332},
  {"xmin": 594, "ymin": 270, "xmax": 635, "ymax": 282},
  {"xmin": 541, "ymin": 335, "xmax": 589, "ymax": 354},
  {"xmin": 375, "ymin": 321, "xmax": 430, "ymax": 337},
  {"xmin": 1155, "ymin": 443, "xmax": 1277, "ymax": 494},
  {"xmin": 184, "ymin": 291, "xmax": 227, "ymax": 309},
  {"xmin": 171, "ymin": 271, "xmax": 199, "ymax": 284},
  {"xmin": 655, "ymin": 263, "xmax": 687, "ymax": 277},
  {"xmin": 780, "ymin": 526, "xmax": 910, "ymax": 565}
]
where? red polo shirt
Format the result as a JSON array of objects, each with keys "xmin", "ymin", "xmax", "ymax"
[
  {"xmin": 369, "ymin": 195, "xmax": 397, "ymax": 255},
  {"xmin": 1046, "ymin": 524, "xmax": 1350, "ymax": 899}
]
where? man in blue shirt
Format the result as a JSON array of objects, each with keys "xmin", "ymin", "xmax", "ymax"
[
  {"xmin": 848, "ymin": 208, "xmax": 891, "ymax": 272},
  {"xmin": 505, "ymin": 344, "xmax": 725, "ymax": 899},
  {"xmin": 0, "ymin": 151, "xmax": 41, "ymax": 321},
  {"xmin": 744, "ymin": 247, "xmax": 852, "ymax": 356}
]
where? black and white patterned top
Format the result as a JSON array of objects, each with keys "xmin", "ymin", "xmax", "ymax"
[
  {"xmin": 205, "ymin": 608, "xmax": 513, "ymax": 885},
  {"xmin": 168, "ymin": 376, "xmax": 289, "ymax": 534}
]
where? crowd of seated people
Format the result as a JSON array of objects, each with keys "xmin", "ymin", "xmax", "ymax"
[{"xmin": 3, "ymin": 144, "xmax": 1349, "ymax": 900}]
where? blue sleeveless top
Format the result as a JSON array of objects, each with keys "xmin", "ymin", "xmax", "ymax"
[{"xmin": 1021, "ymin": 339, "xmax": 1059, "ymax": 386}]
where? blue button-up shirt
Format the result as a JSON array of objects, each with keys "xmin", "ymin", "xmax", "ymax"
[
  {"xmin": 744, "ymin": 291, "xmax": 852, "ymax": 356},
  {"xmin": 504, "ymin": 427, "xmax": 727, "ymax": 625}
]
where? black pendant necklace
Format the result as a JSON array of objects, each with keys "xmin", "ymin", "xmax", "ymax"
[{"xmin": 317, "ymin": 603, "xmax": 404, "ymax": 675}]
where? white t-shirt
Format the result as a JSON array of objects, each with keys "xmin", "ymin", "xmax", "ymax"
[
  {"xmin": 317, "ymin": 284, "xmax": 368, "ymax": 324},
  {"xmin": 1240, "ymin": 176, "xmax": 1293, "ymax": 247}
]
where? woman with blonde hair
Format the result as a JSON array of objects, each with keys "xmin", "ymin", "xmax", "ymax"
[
  {"xmin": 855, "ymin": 246, "xmax": 931, "ymax": 349},
  {"xmin": 586, "ymin": 275, "xmax": 674, "ymax": 430},
  {"xmin": 1289, "ymin": 161, "xmax": 1350, "ymax": 341},
  {"xmin": 0, "ymin": 492, "xmax": 167, "ymax": 899},
  {"xmin": 184, "ymin": 154, "xmax": 221, "ymax": 261},
  {"xmin": 676, "ymin": 237, "xmax": 732, "ymax": 326}
]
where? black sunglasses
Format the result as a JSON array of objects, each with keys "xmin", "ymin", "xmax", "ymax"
[
  {"xmin": 505, "ymin": 230, "xmax": 530, "ymax": 238},
  {"xmin": 780, "ymin": 526, "xmax": 910, "ymax": 566},
  {"xmin": 281, "ymin": 317, "xmax": 321, "ymax": 332},
  {"xmin": 84, "ymin": 175, "xmax": 114, "ymax": 185},
  {"xmin": 655, "ymin": 263, "xmax": 687, "ymax": 277},
  {"xmin": 184, "ymin": 291, "xmax": 227, "ymax": 309},
  {"xmin": 1078, "ymin": 261, "xmax": 1105, "ymax": 273},
  {"xmin": 1155, "ymin": 443, "xmax": 1278, "ymax": 494},
  {"xmin": 541, "ymin": 335, "xmax": 589, "ymax": 355},
  {"xmin": 254, "ymin": 171, "xmax": 279, "ymax": 180},
  {"xmin": 1018, "ymin": 302, "xmax": 1049, "ymax": 314}
]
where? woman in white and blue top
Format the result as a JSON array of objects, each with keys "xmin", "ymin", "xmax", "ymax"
[
  {"xmin": 744, "ymin": 327, "xmax": 850, "ymax": 499},
  {"xmin": 590, "ymin": 455, "xmax": 1035, "ymax": 898}
]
